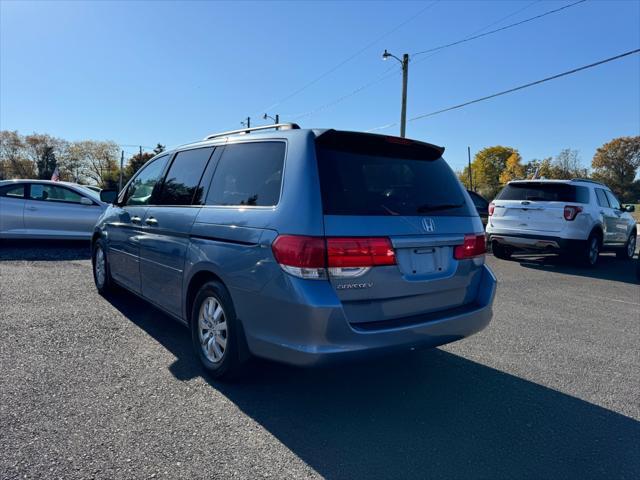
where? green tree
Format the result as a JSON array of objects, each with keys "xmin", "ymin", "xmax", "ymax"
[
  {"xmin": 591, "ymin": 136, "xmax": 640, "ymax": 202},
  {"xmin": 462, "ymin": 146, "xmax": 521, "ymax": 199},
  {"xmin": 36, "ymin": 146, "xmax": 57, "ymax": 180},
  {"xmin": 125, "ymin": 151, "xmax": 155, "ymax": 181},
  {"xmin": 524, "ymin": 158, "xmax": 554, "ymax": 179}
]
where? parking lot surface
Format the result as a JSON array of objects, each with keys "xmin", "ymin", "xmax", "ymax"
[{"xmin": 1, "ymin": 241, "xmax": 639, "ymax": 479}]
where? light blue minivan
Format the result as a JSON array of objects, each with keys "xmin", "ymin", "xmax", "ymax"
[{"xmin": 92, "ymin": 124, "xmax": 496, "ymax": 378}]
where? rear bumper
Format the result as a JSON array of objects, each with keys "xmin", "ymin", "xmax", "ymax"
[
  {"xmin": 238, "ymin": 264, "xmax": 497, "ymax": 367},
  {"xmin": 487, "ymin": 232, "xmax": 585, "ymax": 252}
]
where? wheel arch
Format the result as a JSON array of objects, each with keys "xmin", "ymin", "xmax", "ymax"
[
  {"xmin": 184, "ymin": 267, "xmax": 226, "ymax": 326},
  {"xmin": 589, "ymin": 224, "xmax": 604, "ymax": 242}
]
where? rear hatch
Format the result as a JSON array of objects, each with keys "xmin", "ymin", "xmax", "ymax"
[
  {"xmin": 490, "ymin": 182, "xmax": 588, "ymax": 233},
  {"xmin": 315, "ymin": 131, "xmax": 484, "ymax": 327}
]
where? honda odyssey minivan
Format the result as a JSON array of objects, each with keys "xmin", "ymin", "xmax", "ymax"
[{"xmin": 92, "ymin": 124, "xmax": 496, "ymax": 378}]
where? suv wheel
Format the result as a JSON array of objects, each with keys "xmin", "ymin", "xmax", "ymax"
[
  {"xmin": 616, "ymin": 231, "xmax": 637, "ymax": 260},
  {"xmin": 581, "ymin": 233, "xmax": 601, "ymax": 267},
  {"xmin": 93, "ymin": 238, "xmax": 113, "ymax": 294},
  {"xmin": 492, "ymin": 242, "xmax": 512, "ymax": 260},
  {"xmin": 190, "ymin": 281, "xmax": 245, "ymax": 380}
]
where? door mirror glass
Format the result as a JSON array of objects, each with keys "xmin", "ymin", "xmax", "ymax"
[
  {"xmin": 624, "ymin": 204, "xmax": 635, "ymax": 212},
  {"xmin": 80, "ymin": 197, "xmax": 93, "ymax": 206},
  {"xmin": 100, "ymin": 189, "xmax": 118, "ymax": 204}
]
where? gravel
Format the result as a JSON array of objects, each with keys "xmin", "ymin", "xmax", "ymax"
[{"xmin": 1, "ymin": 241, "xmax": 639, "ymax": 479}]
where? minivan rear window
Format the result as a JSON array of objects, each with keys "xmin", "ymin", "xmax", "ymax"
[
  {"xmin": 497, "ymin": 183, "xmax": 589, "ymax": 203},
  {"xmin": 316, "ymin": 131, "xmax": 471, "ymax": 216}
]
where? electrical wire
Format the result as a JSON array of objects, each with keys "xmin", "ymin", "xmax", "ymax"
[
  {"xmin": 366, "ymin": 48, "xmax": 640, "ymax": 132},
  {"xmin": 281, "ymin": 0, "xmax": 566, "ymax": 122},
  {"xmin": 256, "ymin": 0, "xmax": 440, "ymax": 116},
  {"xmin": 412, "ymin": 0, "xmax": 587, "ymax": 57}
]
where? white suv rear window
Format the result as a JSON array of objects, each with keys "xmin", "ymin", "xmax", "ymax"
[{"xmin": 497, "ymin": 183, "xmax": 589, "ymax": 203}]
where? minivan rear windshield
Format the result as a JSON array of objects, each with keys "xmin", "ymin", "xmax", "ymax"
[
  {"xmin": 497, "ymin": 183, "xmax": 589, "ymax": 203},
  {"xmin": 315, "ymin": 131, "xmax": 472, "ymax": 216}
]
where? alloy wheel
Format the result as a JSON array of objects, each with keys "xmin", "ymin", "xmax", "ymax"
[
  {"xmin": 198, "ymin": 297, "xmax": 228, "ymax": 363},
  {"xmin": 588, "ymin": 237, "xmax": 599, "ymax": 265},
  {"xmin": 95, "ymin": 247, "xmax": 106, "ymax": 288},
  {"xmin": 628, "ymin": 235, "xmax": 637, "ymax": 258}
]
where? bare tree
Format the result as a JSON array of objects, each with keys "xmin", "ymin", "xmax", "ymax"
[
  {"xmin": 552, "ymin": 149, "xmax": 587, "ymax": 179},
  {"xmin": 0, "ymin": 130, "xmax": 34, "ymax": 178},
  {"xmin": 68, "ymin": 140, "xmax": 120, "ymax": 188}
]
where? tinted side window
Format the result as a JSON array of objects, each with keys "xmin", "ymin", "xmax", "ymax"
[
  {"xmin": 30, "ymin": 184, "xmax": 83, "ymax": 204},
  {"xmin": 595, "ymin": 189, "xmax": 610, "ymax": 208},
  {"xmin": 206, "ymin": 142, "xmax": 285, "ymax": 207},
  {"xmin": 0, "ymin": 184, "xmax": 25, "ymax": 198},
  {"xmin": 158, "ymin": 147, "xmax": 213, "ymax": 206},
  {"xmin": 125, "ymin": 155, "xmax": 170, "ymax": 206},
  {"xmin": 605, "ymin": 191, "xmax": 621, "ymax": 210}
]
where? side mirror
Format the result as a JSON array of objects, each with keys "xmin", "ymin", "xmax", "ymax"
[
  {"xmin": 80, "ymin": 197, "xmax": 94, "ymax": 206},
  {"xmin": 100, "ymin": 189, "xmax": 118, "ymax": 204},
  {"xmin": 624, "ymin": 204, "xmax": 635, "ymax": 212}
]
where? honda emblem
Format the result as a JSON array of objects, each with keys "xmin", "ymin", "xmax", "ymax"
[{"xmin": 421, "ymin": 217, "xmax": 435, "ymax": 232}]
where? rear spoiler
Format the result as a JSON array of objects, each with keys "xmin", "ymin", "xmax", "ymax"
[{"xmin": 315, "ymin": 130, "xmax": 445, "ymax": 160}]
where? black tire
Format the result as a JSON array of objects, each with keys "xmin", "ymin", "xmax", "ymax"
[
  {"xmin": 616, "ymin": 230, "xmax": 637, "ymax": 260},
  {"xmin": 190, "ymin": 280, "xmax": 246, "ymax": 380},
  {"xmin": 492, "ymin": 241, "xmax": 512, "ymax": 260},
  {"xmin": 579, "ymin": 232, "xmax": 601, "ymax": 267},
  {"xmin": 92, "ymin": 237, "xmax": 114, "ymax": 295}
]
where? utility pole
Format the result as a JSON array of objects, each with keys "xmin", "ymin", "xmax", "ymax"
[
  {"xmin": 119, "ymin": 150, "xmax": 124, "ymax": 192},
  {"xmin": 400, "ymin": 54, "xmax": 409, "ymax": 138},
  {"xmin": 467, "ymin": 146, "xmax": 472, "ymax": 190},
  {"xmin": 241, "ymin": 117, "xmax": 251, "ymax": 128},
  {"xmin": 263, "ymin": 113, "xmax": 280, "ymax": 128},
  {"xmin": 382, "ymin": 50, "xmax": 410, "ymax": 137}
]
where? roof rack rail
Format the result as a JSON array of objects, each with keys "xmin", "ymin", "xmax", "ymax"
[
  {"xmin": 203, "ymin": 123, "xmax": 300, "ymax": 141},
  {"xmin": 570, "ymin": 178, "xmax": 607, "ymax": 186}
]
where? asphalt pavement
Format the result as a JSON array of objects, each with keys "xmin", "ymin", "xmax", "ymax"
[{"xmin": 1, "ymin": 240, "xmax": 639, "ymax": 479}]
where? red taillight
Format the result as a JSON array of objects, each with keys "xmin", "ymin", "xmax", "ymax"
[
  {"xmin": 326, "ymin": 237, "xmax": 396, "ymax": 267},
  {"xmin": 488, "ymin": 202, "xmax": 495, "ymax": 216},
  {"xmin": 271, "ymin": 235, "xmax": 396, "ymax": 279},
  {"xmin": 271, "ymin": 235, "xmax": 326, "ymax": 268},
  {"xmin": 454, "ymin": 234, "xmax": 487, "ymax": 260},
  {"xmin": 563, "ymin": 205, "xmax": 583, "ymax": 221}
]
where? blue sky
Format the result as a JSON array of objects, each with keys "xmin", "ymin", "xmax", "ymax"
[{"xmin": 1, "ymin": 0, "xmax": 639, "ymax": 171}]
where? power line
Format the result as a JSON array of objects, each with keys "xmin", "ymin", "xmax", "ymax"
[
  {"xmin": 281, "ymin": 0, "xmax": 556, "ymax": 122},
  {"xmin": 257, "ymin": 0, "xmax": 440, "ymax": 115},
  {"xmin": 366, "ymin": 48, "xmax": 640, "ymax": 132},
  {"xmin": 412, "ymin": 0, "xmax": 588, "ymax": 57}
]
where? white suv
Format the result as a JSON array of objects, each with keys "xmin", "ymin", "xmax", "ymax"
[{"xmin": 486, "ymin": 179, "xmax": 637, "ymax": 266}]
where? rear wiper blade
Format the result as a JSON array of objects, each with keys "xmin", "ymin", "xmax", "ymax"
[{"xmin": 417, "ymin": 202, "xmax": 464, "ymax": 212}]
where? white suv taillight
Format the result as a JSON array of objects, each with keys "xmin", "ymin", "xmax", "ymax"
[
  {"xmin": 488, "ymin": 202, "xmax": 495, "ymax": 216},
  {"xmin": 271, "ymin": 235, "xmax": 396, "ymax": 279},
  {"xmin": 563, "ymin": 205, "xmax": 583, "ymax": 221}
]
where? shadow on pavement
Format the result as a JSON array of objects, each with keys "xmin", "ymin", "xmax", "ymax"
[
  {"xmin": 106, "ymin": 288, "xmax": 640, "ymax": 479},
  {"xmin": 0, "ymin": 239, "xmax": 91, "ymax": 261},
  {"xmin": 511, "ymin": 252, "xmax": 639, "ymax": 285}
]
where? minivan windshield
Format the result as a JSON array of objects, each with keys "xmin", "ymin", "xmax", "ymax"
[
  {"xmin": 497, "ymin": 182, "xmax": 589, "ymax": 203},
  {"xmin": 316, "ymin": 132, "xmax": 471, "ymax": 216}
]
